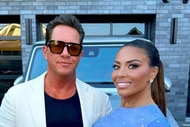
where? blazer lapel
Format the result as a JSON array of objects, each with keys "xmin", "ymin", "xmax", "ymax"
[
  {"xmin": 76, "ymin": 78, "xmax": 94, "ymax": 127},
  {"xmin": 27, "ymin": 73, "xmax": 46, "ymax": 127}
]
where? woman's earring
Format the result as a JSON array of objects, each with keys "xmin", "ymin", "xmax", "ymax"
[{"xmin": 150, "ymin": 79, "xmax": 153, "ymax": 84}]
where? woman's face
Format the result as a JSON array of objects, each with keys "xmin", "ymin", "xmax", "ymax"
[{"xmin": 112, "ymin": 46, "xmax": 158, "ymax": 99}]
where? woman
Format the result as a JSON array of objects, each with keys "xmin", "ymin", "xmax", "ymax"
[{"xmin": 93, "ymin": 39, "xmax": 170, "ymax": 127}]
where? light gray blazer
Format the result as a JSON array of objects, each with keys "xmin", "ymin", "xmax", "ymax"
[{"xmin": 0, "ymin": 72, "xmax": 112, "ymax": 127}]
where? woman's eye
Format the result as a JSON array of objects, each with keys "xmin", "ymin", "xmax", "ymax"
[
  {"xmin": 128, "ymin": 64, "xmax": 139, "ymax": 69},
  {"xmin": 112, "ymin": 64, "xmax": 120, "ymax": 70}
]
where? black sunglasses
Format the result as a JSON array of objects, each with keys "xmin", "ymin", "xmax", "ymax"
[{"xmin": 47, "ymin": 40, "xmax": 82, "ymax": 56}]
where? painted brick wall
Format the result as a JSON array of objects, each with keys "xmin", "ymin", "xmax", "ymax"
[{"xmin": 0, "ymin": 0, "xmax": 189, "ymax": 121}]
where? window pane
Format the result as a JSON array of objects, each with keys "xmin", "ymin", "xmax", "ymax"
[
  {"xmin": 82, "ymin": 23, "xmax": 110, "ymax": 36},
  {"xmin": 113, "ymin": 23, "xmax": 145, "ymax": 35},
  {"xmin": 0, "ymin": 23, "xmax": 21, "ymax": 55}
]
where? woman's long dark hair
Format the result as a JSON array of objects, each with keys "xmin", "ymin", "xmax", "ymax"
[{"xmin": 122, "ymin": 39, "xmax": 166, "ymax": 116}]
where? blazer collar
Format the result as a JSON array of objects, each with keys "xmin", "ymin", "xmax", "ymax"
[
  {"xmin": 76, "ymin": 78, "xmax": 94, "ymax": 127},
  {"xmin": 27, "ymin": 72, "xmax": 46, "ymax": 127}
]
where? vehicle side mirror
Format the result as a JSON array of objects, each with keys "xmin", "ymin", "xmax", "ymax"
[
  {"xmin": 164, "ymin": 76, "xmax": 172, "ymax": 92},
  {"xmin": 13, "ymin": 75, "xmax": 24, "ymax": 85}
]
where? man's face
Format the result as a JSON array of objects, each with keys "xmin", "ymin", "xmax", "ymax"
[{"xmin": 42, "ymin": 25, "xmax": 83, "ymax": 77}]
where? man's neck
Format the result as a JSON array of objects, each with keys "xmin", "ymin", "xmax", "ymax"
[{"xmin": 44, "ymin": 73, "xmax": 77, "ymax": 99}]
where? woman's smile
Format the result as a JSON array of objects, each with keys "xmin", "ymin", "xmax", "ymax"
[{"xmin": 116, "ymin": 82, "xmax": 131, "ymax": 88}]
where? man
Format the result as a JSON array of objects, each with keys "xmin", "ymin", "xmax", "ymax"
[{"xmin": 0, "ymin": 14, "xmax": 112, "ymax": 127}]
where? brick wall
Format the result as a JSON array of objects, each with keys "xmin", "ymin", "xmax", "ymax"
[{"xmin": 0, "ymin": 0, "xmax": 189, "ymax": 121}]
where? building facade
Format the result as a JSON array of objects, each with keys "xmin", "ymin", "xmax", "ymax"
[{"xmin": 0, "ymin": 0, "xmax": 190, "ymax": 121}]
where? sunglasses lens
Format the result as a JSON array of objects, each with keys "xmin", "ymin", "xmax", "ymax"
[
  {"xmin": 48, "ymin": 40, "xmax": 82, "ymax": 56},
  {"xmin": 50, "ymin": 41, "xmax": 64, "ymax": 54},
  {"xmin": 68, "ymin": 43, "xmax": 82, "ymax": 56}
]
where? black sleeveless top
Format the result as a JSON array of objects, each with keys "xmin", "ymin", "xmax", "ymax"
[{"xmin": 45, "ymin": 91, "xmax": 83, "ymax": 127}]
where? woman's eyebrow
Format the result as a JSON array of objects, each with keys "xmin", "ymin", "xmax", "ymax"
[
  {"xmin": 114, "ymin": 59, "xmax": 142, "ymax": 64},
  {"xmin": 126, "ymin": 59, "xmax": 142, "ymax": 64}
]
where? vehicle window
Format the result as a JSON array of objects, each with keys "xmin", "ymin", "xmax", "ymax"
[{"xmin": 77, "ymin": 45, "xmax": 121, "ymax": 83}]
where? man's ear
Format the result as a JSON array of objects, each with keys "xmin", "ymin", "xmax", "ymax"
[{"xmin": 42, "ymin": 45, "xmax": 48, "ymax": 59}]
